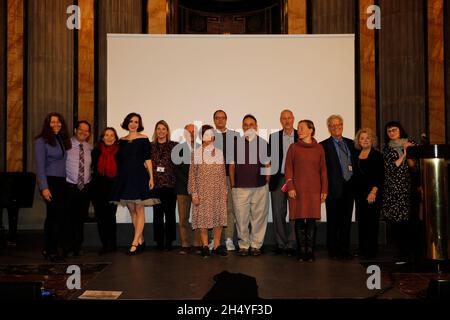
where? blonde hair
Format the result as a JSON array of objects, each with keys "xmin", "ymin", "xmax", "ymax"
[
  {"xmin": 354, "ymin": 128, "xmax": 378, "ymax": 150},
  {"xmin": 326, "ymin": 114, "xmax": 344, "ymax": 127},
  {"xmin": 152, "ymin": 120, "xmax": 171, "ymax": 142}
]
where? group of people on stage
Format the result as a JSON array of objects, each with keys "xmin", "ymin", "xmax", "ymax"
[{"xmin": 34, "ymin": 109, "xmax": 421, "ymax": 263}]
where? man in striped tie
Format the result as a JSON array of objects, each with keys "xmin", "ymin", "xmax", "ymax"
[{"xmin": 64, "ymin": 120, "xmax": 93, "ymax": 257}]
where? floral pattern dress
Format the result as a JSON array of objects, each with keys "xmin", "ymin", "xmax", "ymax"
[
  {"xmin": 188, "ymin": 144, "xmax": 228, "ymax": 229},
  {"xmin": 381, "ymin": 145, "xmax": 411, "ymax": 222}
]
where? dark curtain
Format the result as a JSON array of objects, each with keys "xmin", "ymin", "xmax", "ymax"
[
  {"xmin": 27, "ymin": 0, "xmax": 75, "ymax": 172},
  {"xmin": 378, "ymin": 0, "xmax": 426, "ymax": 144},
  {"xmin": 97, "ymin": 0, "xmax": 143, "ymax": 138}
]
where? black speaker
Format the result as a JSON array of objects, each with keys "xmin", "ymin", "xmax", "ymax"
[
  {"xmin": 0, "ymin": 172, "xmax": 36, "ymax": 208},
  {"xmin": 0, "ymin": 282, "xmax": 43, "ymax": 301}
]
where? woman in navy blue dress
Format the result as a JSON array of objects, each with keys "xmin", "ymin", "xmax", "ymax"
[{"xmin": 111, "ymin": 113, "xmax": 160, "ymax": 255}]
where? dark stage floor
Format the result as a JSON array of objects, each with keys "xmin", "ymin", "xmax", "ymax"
[{"xmin": 0, "ymin": 232, "xmax": 443, "ymax": 300}]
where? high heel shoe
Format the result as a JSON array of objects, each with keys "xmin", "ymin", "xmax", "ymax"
[
  {"xmin": 138, "ymin": 241, "xmax": 146, "ymax": 252},
  {"xmin": 127, "ymin": 244, "xmax": 139, "ymax": 256}
]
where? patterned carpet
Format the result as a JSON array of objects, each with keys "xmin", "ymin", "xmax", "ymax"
[
  {"xmin": 361, "ymin": 260, "xmax": 450, "ymax": 298},
  {"xmin": 0, "ymin": 263, "xmax": 109, "ymax": 300}
]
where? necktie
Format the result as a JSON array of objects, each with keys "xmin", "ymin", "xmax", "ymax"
[
  {"xmin": 337, "ymin": 140, "xmax": 352, "ymax": 181},
  {"xmin": 78, "ymin": 143, "xmax": 85, "ymax": 190}
]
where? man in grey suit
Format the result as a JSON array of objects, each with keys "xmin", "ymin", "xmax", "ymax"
[{"xmin": 268, "ymin": 109, "xmax": 298, "ymax": 255}]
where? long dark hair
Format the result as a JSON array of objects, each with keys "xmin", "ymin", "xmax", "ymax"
[
  {"xmin": 35, "ymin": 112, "xmax": 71, "ymax": 149},
  {"xmin": 384, "ymin": 121, "xmax": 408, "ymax": 145}
]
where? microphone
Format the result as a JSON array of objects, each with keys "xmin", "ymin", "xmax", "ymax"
[{"xmin": 420, "ymin": 132, "xmax": 429, "ymax": 145}]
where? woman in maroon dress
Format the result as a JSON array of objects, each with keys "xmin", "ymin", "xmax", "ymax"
[{"xmin": 285, "ymin": 120, "xmax": 328, "ymax": 262}]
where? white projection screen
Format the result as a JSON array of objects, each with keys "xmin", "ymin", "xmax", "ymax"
[{"xmin": 107, "ymin": 34, "xmax": 355, "ymax": 223}]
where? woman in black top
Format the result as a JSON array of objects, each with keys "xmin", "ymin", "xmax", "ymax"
[
  {"xmin": 151, "ymin": 120, "xmax": 178, "ymax": 250},
  {"xmin": 92, "ymin": 127, "xmax": 119, "ymax": 255},
  {"xmin": 353, "ymin": 128, "xmax": 383, "ymax": 259},
  {"xmin": 381, "ymin": 121, "xmax": 417, "ymax": 263}
]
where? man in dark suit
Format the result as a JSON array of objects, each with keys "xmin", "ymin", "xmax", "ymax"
[
  {"xmin": 320, "ymin": 115, "xmax": 356, "ymax": 259},
  {"xmin": 268, "ymin": 109, "xmax": 298, "ymax": 255}
]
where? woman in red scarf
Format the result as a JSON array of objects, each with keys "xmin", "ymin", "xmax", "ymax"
[{"xmin": 91, "ymin": 127, "xmax": 120, "ymax": 254}]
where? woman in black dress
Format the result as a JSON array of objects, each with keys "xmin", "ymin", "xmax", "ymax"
[
  {"xmin": 353, "ymin": 128, "xmax": 383, "ymax": 259},
  {"xmin": 381, "ymin": 121, "xmax": 416, "ymax": 263},
  {"xmin": 111, "ymin": 113, "xmax": 160, "ymax": 255},
  {"xmin": 92, "ymin": 127, "xmax": 119, "ymax": 255}
]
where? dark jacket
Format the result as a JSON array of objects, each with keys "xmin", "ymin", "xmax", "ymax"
[
  {"xmin": 353, "ymin": 148, "xmax": 384, "ymax": 202},
  {"xmin": 268, "ymin": 129, "xmax": 298, "ymax": 191},
  {"xmin": 320, "ymin": 136, "xmax": 357, "ymax": 199}
]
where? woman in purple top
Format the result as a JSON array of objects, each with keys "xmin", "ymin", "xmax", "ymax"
[{"xmin": 34, "ymin": 112, "xmax": 72, "ymax": 262}]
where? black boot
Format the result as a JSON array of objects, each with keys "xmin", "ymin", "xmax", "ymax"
[
  {"xmin": 295, "ymin": 220, "xmax": 305, "ymax": 261},
  {"xmin": 305, "ymin": 221, "xmax": 316, "ymax": 262}
]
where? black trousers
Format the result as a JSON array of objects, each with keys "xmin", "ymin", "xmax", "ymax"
[
  {"xmin": 92, "ymin": 176, "xmax": 117, "ymax": 250},
  {"xmin": 44, "ymin": 176, "xmax": 67, "ymax": 254},
  {"xmin": 153, "ymin": 187, "xmax": 177, "ymax": 246},
  {"xmin": 0, "ymin": 205, "xmax": 19, "ymax": 242},
  {"xmin": 355, "ymin": 196, "xmax": 380, "ymax": 258},
  {"xmin": 325, "ymin": 181, "xmax": 354, "ymax": 257},
  {"xmin": 65, "ymin": 182, "xmax": 91, "ymax": 252}
]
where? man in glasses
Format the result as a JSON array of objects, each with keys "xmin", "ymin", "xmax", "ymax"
[{"xmin": 320, "ymin": 115, "xmax": 356, "ymax": 260}]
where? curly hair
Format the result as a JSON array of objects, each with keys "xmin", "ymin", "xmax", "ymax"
[{"xmin": 35, "ymin": 112, "xmax": 71, "ymax": 150}]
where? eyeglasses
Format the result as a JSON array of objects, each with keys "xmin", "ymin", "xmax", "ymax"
[
  {"xmin": 329, "ymin": 123, "xmax": 343, "ymax": 129},
  {"xmin": 214, "ymin": 116, "xmax": 227, "ymax": 120},
  {"xmin": 387, "ymin": 127, "xmax": 399, "ymax": 133}
]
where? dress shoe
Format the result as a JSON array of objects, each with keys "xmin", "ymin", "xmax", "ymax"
[
  {"xmin": 201, "ymin": 246, "xmax": 210, "ymax": 258},
  {"xmin": 249, "ymin": 247, "xmax": 261, "ymax": 256},
  {"xmin": 238, "ymin": 248, "xmax": 249, "ymax": 256},
  {"xmin": 211, "ymin": 245, "xmax": 228, "ymax": 257}
]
